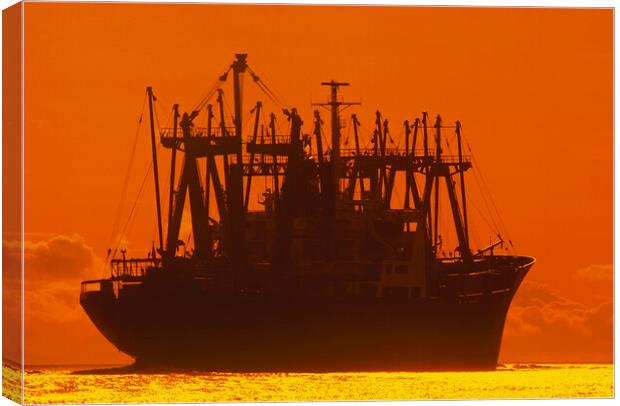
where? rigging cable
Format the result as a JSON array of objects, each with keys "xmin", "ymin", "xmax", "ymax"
[
  {"xmin": 193, "ymin": 66, "xmax": 232, "ymax": 113},
  {"xmin": 125, "ymin": 165, "xmax": 153, "ymax": 246},
  {"xmin": 105, "ymin": 92, "xmax": 147, "ymax": 274},
  {"xmin": 247, "ymin": 65, "xmax": 285, "ymax": 108},
  {"xmin": 343, "ymin": 118, "xmax": 351, "ymax": 147},
  {"xmin": 221, "ymin": 91, "xmax": 236, "ymax": 129},
  {"xmin": 461, "ymin": 126, "xmax": 516, "ymax": 254},
  {"xmin": 465, "ymin": 188, "xmax": 498, "ymax": 250},
  {"xmin": 109, "ymin": 162, "xmax": 154, "ymax": 271},
  {"xmin": 156, "ymin": 98, "xmax": 172, "ymax": 131},
  {"xmin": 470, "ymin": 161, "xmax": 500, "ymax": 232}
]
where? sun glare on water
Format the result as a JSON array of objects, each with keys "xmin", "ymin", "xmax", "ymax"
[{"xmin": 16, "ymin": 363, "xmax": 613, "ymax": 404}]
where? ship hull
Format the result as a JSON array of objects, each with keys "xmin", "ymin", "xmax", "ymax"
[{"xmin": 81, "ymin": 262, "xmax": 531, "ymax": 372}]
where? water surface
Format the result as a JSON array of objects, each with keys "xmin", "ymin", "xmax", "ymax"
[{"xmin": 18, "ymin": 363, "xmax": 613, "ymax": 404}]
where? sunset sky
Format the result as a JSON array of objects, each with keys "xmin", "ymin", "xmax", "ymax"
[{"xmin": 8, "ymin": 3, "xmax": 612, "ymax": 365}]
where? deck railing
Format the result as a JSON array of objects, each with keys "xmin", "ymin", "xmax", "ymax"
[
  {"xmin": 110, "ymin": 258, "xmax": 160, "ymax": 279},
  {"xmin": 157, "ymin": 132, "xmax": 471, "ymax": 165}
]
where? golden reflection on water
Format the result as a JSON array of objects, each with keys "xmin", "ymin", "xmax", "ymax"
[
  {"xmin": 2, "ymin": 363, "xmax": 21, "ymax": 403},
  {"xmin": 22, "ymin": 364, "xmax": 612, "ymax": 404}
]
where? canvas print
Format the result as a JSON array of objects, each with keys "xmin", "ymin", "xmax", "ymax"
[{"xmin": 2, "ymin": 2, "xmax": 613, "ymax": 403}]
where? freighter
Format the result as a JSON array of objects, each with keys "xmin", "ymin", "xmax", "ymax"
[{"xmin": 80, "ymin": 54, "xmax": 534, "ymax": 372}]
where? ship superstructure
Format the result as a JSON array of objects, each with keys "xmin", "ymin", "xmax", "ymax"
[{"xmin": 80, "ymin": 54, "xmax": 534, "ymax": 371}]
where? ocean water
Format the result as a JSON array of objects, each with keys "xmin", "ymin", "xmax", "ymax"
[{"xmin": 14, "ymin": 363, "xmax": 613, "ymax": 404}]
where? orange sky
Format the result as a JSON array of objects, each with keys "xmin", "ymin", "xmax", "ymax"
[{"xmin": 14, "ymin": 3, "xmax": 612, "ymax": 365}]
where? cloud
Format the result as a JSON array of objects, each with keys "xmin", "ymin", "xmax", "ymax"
[
  {"xmin": 3, "ymin": 234, "xmax": 103, "ymax": 282},
  {"xmin": 573, "ymin": 264, "xmax": 613, "ymax": 282},
  {"xmin": 26, "ymin": 234, "xmax": 96, "ymax": 280},
  {"xmin": 3, "ymin": 234, "xmax": 131, "ymax": 364},
  {"xmin": 502, "ymin": 276, "xmax": 613, "ymax": 363},
  {"xmin": 2, "ymin": 234, "xmax": 105, "ymax": 322}
]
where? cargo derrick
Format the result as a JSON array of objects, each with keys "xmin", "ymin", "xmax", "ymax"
[{"xmin": 152, "ymin": 53, "xmax": 476, "ymax": 297}]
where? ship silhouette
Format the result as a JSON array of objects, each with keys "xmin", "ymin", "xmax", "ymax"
[{"xmin": 80, "ymin": 54, "xmax": 535, "ymax": 372}]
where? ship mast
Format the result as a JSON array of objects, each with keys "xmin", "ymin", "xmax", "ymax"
[
  {"xmin": 456, "ymin": 121, "xmax": 469, "ymax": 248},
  {"xmin": 232, "ymin": 53, "xmax": 247, "ymax": 214},
  {"xmin": 167, "ymin": 104, "xmax": 180, "ymax": 247},
  {"xmin": 312, "ymin": 81, "xmax": 360, "ymax": 199},
  {"xmin": 147, "ymin": 87, "xmax": 164, "ymax": 254}
]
